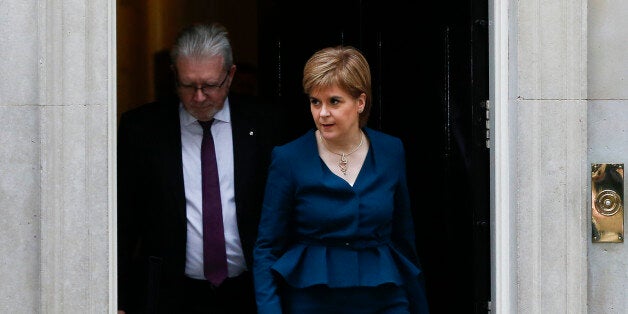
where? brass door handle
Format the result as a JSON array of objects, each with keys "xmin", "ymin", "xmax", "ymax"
[{"xmin": 591, "ymin": 163, "xmax": 624, "ymax": 243}]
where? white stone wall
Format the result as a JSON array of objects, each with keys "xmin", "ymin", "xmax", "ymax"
[
  {"xmin": 510, "ymin": 0, "xmax": 628, "ymax": 313},
  {"xmin": 587, "ymin": 0, "xmax": 628, "ymax": 313},
  {"xmin": 1, "ymin": 0, "xmax": 626, "ymax": 313},
  {"xmin": 0, "ymin": 0, "xmax": 114, "ymax": 312},
  {"xmin": 513, "ymin": 0, "xmax": 589, "ymax": 313}
]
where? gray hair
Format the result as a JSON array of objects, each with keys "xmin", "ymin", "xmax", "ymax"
[{"xmin": 170, "ymin": 22, "xmax": 233, "ymax": 70}]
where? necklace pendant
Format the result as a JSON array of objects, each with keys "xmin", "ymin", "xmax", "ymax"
[
  {"xmin": 340, "ymin": 154, "xmax": 348, "ymax": 164},
  {"xmin": 319, "ymin": 132, "xmax": 364, "ymax": 176},
  {"xmin": 339, "ymin": 153, "xmax": 348, "ymax": 175}
]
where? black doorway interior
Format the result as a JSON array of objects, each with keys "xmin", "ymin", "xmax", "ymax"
[
  {"xmin": 256, "ymin": 1, "xmax": 490, "ymax": 313},
  {"xmin": 137, "ymin": 0, "xmax": 491, "ymax": 311}
]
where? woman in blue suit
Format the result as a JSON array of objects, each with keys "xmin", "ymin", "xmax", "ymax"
[{"xmin": 253, "ymin": 46, "xmax": 429, "ymax": 314}]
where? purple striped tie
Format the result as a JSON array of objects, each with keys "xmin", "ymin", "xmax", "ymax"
[{"xmin": 199, "ymin": 119, "xmax": 228, "ymax": 286}]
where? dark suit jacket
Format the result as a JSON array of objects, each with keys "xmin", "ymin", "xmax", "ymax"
[{"xmin": 117, "ymin": 93, "xmax": 279, "ymax": 313}]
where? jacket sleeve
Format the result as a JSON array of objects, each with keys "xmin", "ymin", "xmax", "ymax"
[
  {"xmin": 391, "ymin": 141, "xmax": 419, "ymax": 264},
  {"xmin": 117, "ymin": 112, "xmax": 143, "ymax": 312},
  {"xmin": 253, "ymin": 146, "xmax": 294, "ymax": 314},
  {"xmin": 391, "ymin": 140, "xmax": 430, "ymax": 314}
]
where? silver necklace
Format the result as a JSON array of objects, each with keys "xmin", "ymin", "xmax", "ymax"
[{"xmin": 319, "ymin": 133, "xmax": 364, "ymax": 175}]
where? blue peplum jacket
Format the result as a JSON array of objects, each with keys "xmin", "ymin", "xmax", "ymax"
[{"xmin": 253, "ymin": 127, "xmax": 429, "ymax": 314}]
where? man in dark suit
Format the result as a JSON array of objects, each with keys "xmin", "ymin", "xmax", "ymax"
[{"xmin": 117, "ymin": 22, "xmax": 279, "ymax": 314}]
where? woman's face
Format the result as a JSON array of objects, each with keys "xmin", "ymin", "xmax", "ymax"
[{"xmin": 309, "ymin": 84, "xmax": 365, "ymax": 142}]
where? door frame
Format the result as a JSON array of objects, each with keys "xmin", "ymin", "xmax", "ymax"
[
  {"xmin": 107, "ymin": 0, "xmax": 514, "ymax": 312},
  {"xmin": 488, "ymin": 0, "xmax": 513, "ymax": 313}
]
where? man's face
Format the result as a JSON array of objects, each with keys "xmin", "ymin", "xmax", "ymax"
[{"xmin": 174, "ymin": 55, "xmax": 233, "ymax": 121}]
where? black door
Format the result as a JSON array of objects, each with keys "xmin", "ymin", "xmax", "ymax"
[{"xmin": 257, "ymin": 1, "xmax": 490, "ymax": 313}]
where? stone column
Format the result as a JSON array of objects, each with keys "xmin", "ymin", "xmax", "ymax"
[
  {"xmin": 514, "ymin": 0, "xmax": 588, "ymax": 313},
  {"xmin": 0, "ymin": 0, "xmax": 115, "ymax": 312}
]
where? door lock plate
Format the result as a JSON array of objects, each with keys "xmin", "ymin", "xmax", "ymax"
[{"xmin": 591, "ymin": 163, "xmax": 624, "ymax": 243}]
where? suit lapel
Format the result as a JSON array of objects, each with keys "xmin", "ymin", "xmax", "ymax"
[{"xmin": 230, "ymin": 99, "xmax": 257, "ymax": 210}]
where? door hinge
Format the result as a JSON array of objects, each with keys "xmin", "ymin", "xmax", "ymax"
[{"xmin": 485, "ymin": 100, "xmax": 490, "ymax": 148}]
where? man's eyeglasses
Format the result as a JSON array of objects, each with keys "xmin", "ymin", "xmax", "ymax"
[{"xmin": 177, "ymin": 71, "xmax": 229, "ymax": 96}]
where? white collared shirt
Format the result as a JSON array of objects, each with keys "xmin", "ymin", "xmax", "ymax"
[{"xmin": 179, "ymin": 99, "xmax": 247, "ymax": 280}]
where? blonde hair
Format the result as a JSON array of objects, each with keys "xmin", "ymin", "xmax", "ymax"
[{"xmin": 302, "ymin": 46, "xmax": 372, "ymax": 127}]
